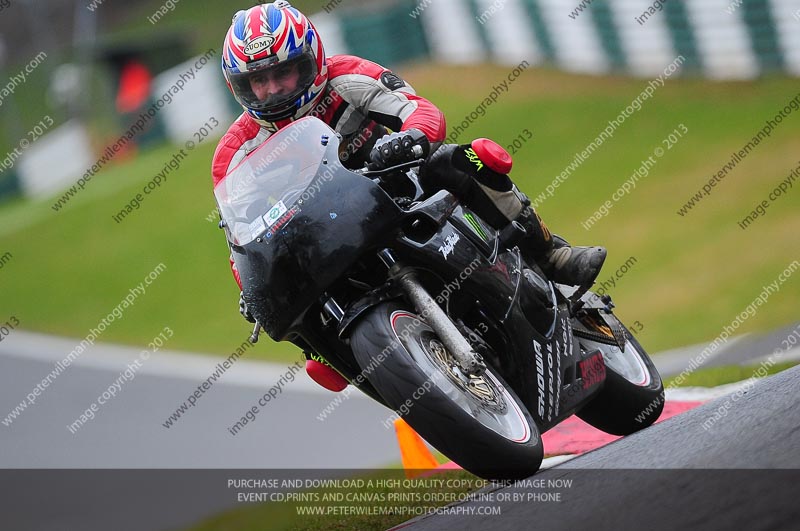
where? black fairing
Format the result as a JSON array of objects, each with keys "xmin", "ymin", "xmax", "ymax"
[{"xmin": 234, "ymin": 164, "xmax": 402, "ymax": 341}]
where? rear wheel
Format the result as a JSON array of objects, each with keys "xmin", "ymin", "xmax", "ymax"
[
  {"xmin": 575, "ymin": 317, "xmax": 664, "ymax": 435},
  {"xmin": 350, "ymin": 303, "xmax": 543, "ymax": 480}
]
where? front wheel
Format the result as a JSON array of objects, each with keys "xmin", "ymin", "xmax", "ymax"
[
  {"xmin": 350, "ymin": 303, "xmax": 543, "ymax": 480},
  {"xmin": 575, "ymin": 317, "xmax": 665, "ymax": 435}
]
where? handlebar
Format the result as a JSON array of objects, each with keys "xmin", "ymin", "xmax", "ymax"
[{"xmin": 355, "ymin": 158, "xmax": 424, "ymax": 179}]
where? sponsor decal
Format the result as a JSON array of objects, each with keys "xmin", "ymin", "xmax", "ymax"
[
  {"xmin": 562, "ymin": 323, "xmax": 573, "ymax": 358},
  {"xmin": 545, "ymin": 341, "xmax": 555, "ymax": 421},
  {"xmin": 265, "ymin": 206, "xmax": 300, "ymax": 240},
  {"xmin": 579, "ymin": 351, "xmax": 605, "ymax": 390},
  {"xmin": 463, "ymin": 212, "xmax": 488, "ymax": 241},
  {"xmin": 464, "ymin": 147, "xmax": 485, "ymax": 172},
  {"xmin": 310, "ymin": 352, "xmax": 334, "ymax": 368},
  {"xmin": 244, "ymin": 35, "xmax": 275, "ymax": 56},
  {"xmin": 249, "ymin": 217, "xmax": 266, "ymax": 240},
  {"xmin": 438, "ymin": 232, "xmax": 460, "ymax": 259},
  {"xmin": 554, "ymin": 325, "xmax": 567, "ymax": 416},
  {"xmin": 265, "ymin": 200, "xmax": 289, "ymax": 228},
  {"xmin": 533, "ymin": 340, "xmax": 546, "ymax": 418}
]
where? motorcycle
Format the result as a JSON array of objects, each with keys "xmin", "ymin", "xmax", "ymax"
[{"xmin": 214, "ymin": 117, "xmax": 664, "ymax": 480}]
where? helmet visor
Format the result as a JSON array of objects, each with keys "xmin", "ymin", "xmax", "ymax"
[{"xmin": 229, "ymin": 49, "xmax": 318, "ymax": 115}]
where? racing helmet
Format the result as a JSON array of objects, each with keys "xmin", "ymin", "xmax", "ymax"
[{"xmin": 222, "ymin": 1, "xmax": 328, "ymax": 128}]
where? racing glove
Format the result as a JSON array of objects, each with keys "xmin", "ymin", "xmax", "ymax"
[
  {"xmin": 368, "ymin": 129, "xmax": 430, "ymax": 170},
  {"xmin": 239, "ymin": 291, "xmax": 255, "ymax": 323}
]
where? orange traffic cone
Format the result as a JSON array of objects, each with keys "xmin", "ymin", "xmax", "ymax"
[{"xmin": 394, "ymin": 418, "xmax": 438, "ymax": 478}]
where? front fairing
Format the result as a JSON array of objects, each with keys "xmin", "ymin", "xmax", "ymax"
[{"xmin": 214, "ymin": 117, "xmax": 402, "ymax": 340}]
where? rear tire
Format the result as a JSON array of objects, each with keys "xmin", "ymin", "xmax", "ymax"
[
  {"xmin": 576, "ymin": 321, "xmax": 664, "ymax": 435},
  {"xmin": 350, "ymin": 303, "xmax": 543, "ymax": 480}
]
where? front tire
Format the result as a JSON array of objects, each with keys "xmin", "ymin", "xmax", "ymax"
[
  {"xmin": 350, "ymin": 303, "xmax": 543, "ymax": 480},
  {"xmin": 576, "ymin": 319, "xmax": 664, "ymax": 435}
]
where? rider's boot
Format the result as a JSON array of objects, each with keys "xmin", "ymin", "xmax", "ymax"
[{"xmin": 514, "ymin": 205, "xmax": 606, "ymax": 290}]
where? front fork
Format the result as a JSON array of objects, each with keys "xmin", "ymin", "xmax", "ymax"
[{"xmin": 377, "ymin": 249, "xmax": 486, "ymax": 377}]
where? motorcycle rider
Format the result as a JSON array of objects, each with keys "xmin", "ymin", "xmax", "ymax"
[{"xmin": 213, "ymin": 2, "xmax": 606, "ymax": 337}]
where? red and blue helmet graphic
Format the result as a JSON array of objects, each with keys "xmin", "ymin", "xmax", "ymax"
[{"xmin": 222, "ymin": 2, "xmax": 327, "ymax": 127}]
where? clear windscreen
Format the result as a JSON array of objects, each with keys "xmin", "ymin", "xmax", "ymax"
[{"xmin": 214, "ymin": 117, "xmax": 339, "ymax": 246}]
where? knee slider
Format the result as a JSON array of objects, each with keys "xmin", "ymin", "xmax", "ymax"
[
  {"xmin": 452, "ymin": 140, "xmax": 513, "ymax": 192},
  {"xmin": 471, "ymin": 138, "xmax": 513, "ymax": 174}
]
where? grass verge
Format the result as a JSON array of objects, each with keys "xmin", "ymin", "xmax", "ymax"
[{"xmin": 664, "ymin": 360, "xmax": 798, "ymax": 388}]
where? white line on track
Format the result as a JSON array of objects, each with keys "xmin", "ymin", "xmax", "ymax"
[{"xmin": 0, "ymin": 330, "xmax": 342, "ymax": 396}]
